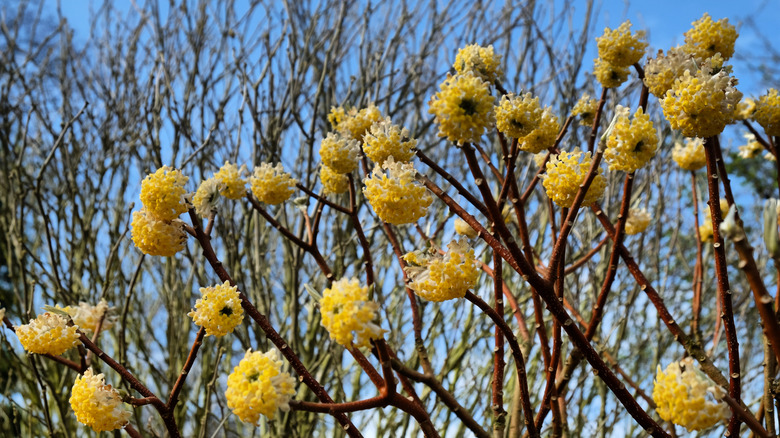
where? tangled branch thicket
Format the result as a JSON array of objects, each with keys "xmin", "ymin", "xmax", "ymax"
[{"xmin": 1, "ymin": 0, "xmax": 780, "ymax": 437}]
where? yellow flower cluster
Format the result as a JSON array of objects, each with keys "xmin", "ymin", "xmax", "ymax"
[
  {"xmin": 604, "ymin": 107, "xmax": 658, "ymax": 173},
  {"xmin": 192, "ymin": 177, "xmax": 224, "ymax": 217},
  {"xmin": 652, "ymin": 358, "xmax": 729, "ymax": 432},
  {"xmin": 139, "ymin": 166, "xmax": 189, "ymax": 221},
  {"xmin": 519, "ymin": 108, "xmax": 560, "ymax": 154},
  {"xmin": 453, "ymin": 44, "xmax": 503, "ymax": 83},
  {"xmin": 226, "ymin": 349, "xmax": 297, "ymax": 424},
  {"xmin": 130, "ymin": 209, "xmax": 187, "ymax": 256},
  {"xmin": 596, "ymin": 21, "xmax": 648, "ymax": 68},
  {"xmin": 249, "ymin": 163, "xmax": 298, "ymax": 205},
  {"xmin": 213, "ymin": 162, "xmax": 248, "ymax": 200},
  {"xmin": 495, "ymin": 93, "xmax": 542, "ymax": 139},
  {"xmin": 755, "ymin": 88, "xmax": 780, "ymax": 136},
  {"xmin": 320, "ymin": 277, "xmax": 385, "ymax": 348},
  {"xmin": 672, "ymin": 138, "xmax": 707, "ymax": 171},
  {"xmin": 61, "ymin": 299, "xmax": 114, "ymax": 333},
  {"xmin": 363, "ymin": 158, "xmax": 433, "ymax": 225},
  {"xmin": 320, "ymin": 165, "xmax": 350, "ymax": 195},
  {"xmin": 320, "ymin": 132, "xmax": 361, "ymax": 174},
  {"xmin": 363, "ymin": 117, "xmax": 417, "ymax": 165},
  {"xmin": 403, "ymin": 239, "xmax": 480, "ymax": 302},
  {"xmin": 572, "ymin": 93, "xmax": 598, "ymax": 127},
  {"xmin": 699, "ymin": 199, "xmax": 730, "ymax": 241},
  {"xmin": 735, "ymin": 97, "xmax": 757, "ymax": 121},
  {"xmin": 683, "ymin": 13, "xmax": 738, "ymax": 61},
  {"xmin": 643, "ymin": 47, "xmax": 696, "ymax": 98},
  {"xmin": 594, "ymin": 58, "xmax": 629, "ymax": 89},
  {"xmin": 329, "ymin": 104, "xmax": 382, "ymax": 141},
  {"xmin": 70, "ymin": 369, "xmax": 131, "ymax": 432},
  {"xmin": 16, "ymin": 312, "xmax": 80, "ymax": 355},
  {"xmin": 624, "ymin": 208, "xmax": 651, "ymax": 235},
  {"xmin": 738, "ymin": 133, "xmax": 763, "ymax": 159},
  {"xmin": 660, "ymin": 65, "xmax": 742, "ymax": 138},
  {"xmin": 188, "ymin": 281, "xmax": 244, "ymax": 337},
  {"xmin": 454, "ymin": 217, "xmax": 478, "ymax": 239},
  {"xmin": 428, "ymin": 72, "xmax": 495, "ymax": 145},
  {"xmin": 542, "ymin": 148, "xmax": 606, "ymax": 207}
]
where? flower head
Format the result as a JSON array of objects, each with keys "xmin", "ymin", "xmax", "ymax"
[
  {"xmin": 604, "ymin": 106, "xmax": 658, "ymax": 172},
  {"xmin": 683, "ymin": 13, "xmax": 738, "ymax": 61},
  {"xmin": 16, "ymin": 312, "xmax": 80, "ymax": 355},
  {"xmin": 250, "ymin": 163, "xmax": 298, "ymax": 205},
  {"xmin": 672, "ymin": 138, "xmax": 707, "ymax": 171},
  {"xmin": 453, "ymin": 44, "xmax": 503, "ymax": 83},
  {"xmin": 192, "ymin": 177, "xmax": 224, "ymax": 217},
  {"xmin": 319, "ymin": 132, "xmax": 361, "ymax": 174},
  {"xmin": 428, "ymin": 72, "xmax": 495, "ymax": 145},
  {"xmin": 643, "ymin": 47, "xmax": 697, "ymax": 98},
  {"xmin": 454, "ymin": 218, "xmax": 478, "ymax": 239},
  {"xmin": 363, "ymin": 158, "xmax": 433, "ymax": 225},
  {"xmin": 61, "ymin": 299, "xmax": 115, "ymax": 333},
  {"xmin": 403, "ymin": 239, "xmax": 480, "ymax": 302},
  {"xmin": 660, "ymin": 64, "xmax": 742, "ymax": 138},
  {"xmin": 542, "ymin": 148, "xmax": 606, "ymax": 207},
  {"xmin": 738, "ymin": 133, "xmax": 763, "ymax": 159},
  {"xmin": 624, "ymin": 208, "xmax": 651, "ymax": 235},
  {"xmin": 518, "ymin": 108, "xmax": 560, "ymax": 154},
  {"xmin": 572, "ymin": 93, "xmax": 598, "ymax": 127},
  {"xmin": 754, "ymin": 89, "xmax": 780, "ymax": 136},
  {"xmin": 495, "ymin": 92, "xmax": 542, "ymax": 139},
  {"xmin": 330, "ymin": 104, "xmax": 383, "ymax": 141},
  {"xmin": 213, "ymin": 162, "xmax": 248, "ymax": 200},
  {"xmin": 362, "ymin": 117, "xmax": 417, "ymax": 165},
  {"xmin": 320, "ymin": 165, "xmax": 349, "ymax": 195},
  {"xmin": 596, "ymin": 21, "xmax": 647, "ymax": 67},
  {"xmin": 594, "ymin": 58, "xmax": 629, "ymax": 89},
  {"xmin": 699, "ymin": 199, "xmax": 730, "ymax": 241},
  {"xmin": 70, "ymin": 369, "xmax": 131, "ymax": 432},
  {"xmin": 320, "ymin": 277, "xmax": 385, "ymax": 348},
  {"xmin": 188, "ymin": 281, "xmax": 244, "ymax": 337},
  {"xmin": 652, "ymin": 358, "xmax": 729, "ymax": 431},
  {"xmin": 139, "ymin": 166, "xmax": 189, "ymax": 221},
  {"xmin": 130, "ymin": 208, "xmax": 187, "ymax": 256},
  {"xmin": 226, "ymin": 349, "xmax": 297, "ymax": 424},
  {"xmin": 735, "ymin": 97, "xmax": 757, "ymax": 121}
]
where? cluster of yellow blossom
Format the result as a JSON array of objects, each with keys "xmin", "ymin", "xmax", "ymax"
[
  {"xmin": 643, "ymin": 48, "xmax": 697, "ymax": 98},
  {"xmin": 699, "ymin": 199, "xmax": 730, "ymax": 241},
  {"xmin": 226, "ymin": 349, "xmax": 297, "ymax": 424},
  {"xmin": 403, "ymin": 239, "xmax": 480, "ymax": 302},
  {"xmin": 320, "ymin": 132, "xmax": 361, "ymax": 174},
  {"xmin": 453, "ymin": 44, "xmax": 503, "ymax": 83},
  {"xmin": 363, "ymin": 158, "xmax": 432, "ymax": 224},
  {"xmin": 735, "ymin": 97, "xmax": 757, "ymax": 121},
  {"xmin": 542, "ymin": 148, "xmax": 606, "ymax": 208},
  {"xmin": 70, "ymin": 369, "xmax": 132, "ymax": 432},
  {"xmin": 192, "ymin": 177, "xmax": 224, "ymax": 217},
  {"xmin": 363, "ymin": 117, "xmax": 417, "ymax": 165},
  {"xmin": 594, "ymin": 59, "xmax": 629, "ymax": 89},
  {"xmin": 130, "ymin": 209, "xmax": 187, "ymax": 256},
  {"xmin": 596, "ymin": 21, "xmax": 648, "ymax": 68},
  {"xmin": 660, "ymin": 62, "xmax": 742, "ymax": 138},
  {"xmin": 755, "ymin": 89, "xmax": 780, "ymax": 136},
  {"xmin": 320, "ymin": 277, "xmax": 385, "ymax": 348},
  {"xmin": 519, "ymin": 108, "xmax": 560, "ymax": 153},
  {"xmin": 652, "ymin": 358, "xmax": 729, "ymax": 432},
  {"xmin": 16, "ymin": 312, "xmax": 80, "ymax": 355},
  {"xmin": 672, "ymin": 138, "xmax": 707, "ymax": 171},
  {"xmin": 132, "ymin": 166, "xmax": 189, "ymax": 256},
  {"xmin": 624, "ymin": 208, "xmax": 651, "ymax": 235},
  {"xmin": 604, "ymin": 107, "xmax": 658, "ymax": 173},
  {"xmin": 572, "ymin": 93, "xmax": 598, "ymax": 127},
  {"xmin": 454, "ymin": 217, "xmax": 478, "ymax": 239},
  {"xmin": 495, "ymin": 92, "xmax": 542, "ymax": 139},
  {"xmin": 738, "ymin": 133, "xmax": 763, "ymax": 159},
  {"xmin": 188, "ymin": 281, "xmax": 244, "ymax": 337},
  {"xmin": 250, "ymin": 163, "xmax": 298, "ymax": 205},
  {"xmin": 320, "ymin": 165, "xmax": 350, "ymax": 195},
  {"xmin": 213, "ymin": 162, "xmax": 248, "ymax": 200},
  {"xmin": 429, "ymin": 72, "xmax": 495, "ymax": 145},
  {"xmin": 682, "ymin": 13, "xmax": 738, "ymax": 61},
  {"xmin": 61, "ymin": 299, "xmax": 115, "ymax": 333},
  {"xmin": 328, "ymin": 104, "xmax": 382, "ymax": 141}
]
